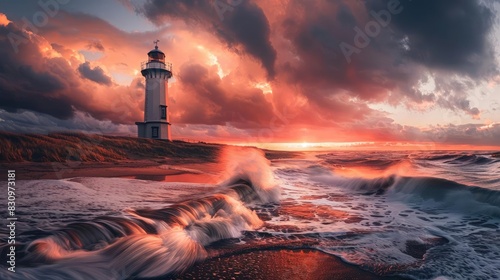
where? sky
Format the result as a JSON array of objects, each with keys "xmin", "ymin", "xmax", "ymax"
[{"xmin": 0, "ymin": 0, "xmax": 499, "ymax": 149}]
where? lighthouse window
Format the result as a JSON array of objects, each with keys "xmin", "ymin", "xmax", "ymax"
[
  {"xmin": 160, "ymin": 105, "xmax": 167, "ymax": 120},
  {"xmin": 152, "ymin": 127, "xmax": 159, "ymax": 138}
]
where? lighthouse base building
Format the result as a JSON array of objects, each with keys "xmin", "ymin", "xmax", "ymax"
[
  {"xmin": 135, "ymin": 121, "xmax": 170, "ymax": 139},
  {"xmin": 136, "ymin": 41, "xmax": 173, "ymax": 140}
]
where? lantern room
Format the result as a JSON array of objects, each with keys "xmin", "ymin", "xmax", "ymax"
[{"xmin": 147, "ymin": 45, "xmax": 165, "ymax": 63}]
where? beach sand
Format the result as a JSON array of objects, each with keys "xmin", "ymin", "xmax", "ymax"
[
  {"xmin": 3, "ymin": 160, "xmax": 223, "ymax": 183},
  {"xmin": 163, "ymin": 249, "xmax": 407, "ymax": 280}
]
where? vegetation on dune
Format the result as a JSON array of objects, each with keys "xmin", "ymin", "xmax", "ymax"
[{"xmin": 0, "ymin": 132, "xmax": 221, "ymax": 162}]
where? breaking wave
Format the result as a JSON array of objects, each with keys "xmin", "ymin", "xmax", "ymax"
[
  {"xmin": 309, "ymin": 167, "xmax": 500, "ymax": 217},
  {"xmin": 0, "ymin": 148, "xmax": 278, "ymax": 280}
]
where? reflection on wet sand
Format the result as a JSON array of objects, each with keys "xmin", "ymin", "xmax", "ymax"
[
  {"xmin": 164, "ymin": 249, "xmax": 405, "ymax": 280},
  {"xmin": 126, "ymin": 173, "xmax": 213, "ymax": 183}
]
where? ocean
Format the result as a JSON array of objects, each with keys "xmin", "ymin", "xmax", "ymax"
[{"xmin": 1, "ymin": 148, "xmax": 499, "ymax": 279}]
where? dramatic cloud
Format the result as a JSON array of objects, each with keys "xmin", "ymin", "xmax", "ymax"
[
  {"xmin": 78, "ymin": 62, "xmax": 112, "ymax": 85},
  {"xmin": 369, "ymin": 0, "xmax": 498, "ymax": 77},
  {"xmin": 0, "ymin": 22, "xmax": 75, "ymax": 119},
  {"xmin": 138, "ymin": 0, "xmax": 277, "ymax": 78},
  {"xmin": 0, "ymin": 14, "xmax": 143, "ymax": 123},
  {"xmin": 267, "ymin": 0, "xmax": 499, "ymax": 117},
  {"xmin": 0, "ymin": 0, "xmax": 499, "ymax": 147},
  {"xmin": 0, "ymin": 109, "xmax": 136, "ymax": 135},
  {"xmin": 171, "ymin": 62, "xmax": 277, "ymax": 128}
]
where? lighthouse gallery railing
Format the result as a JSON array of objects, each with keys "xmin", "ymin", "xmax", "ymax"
[{"xmin": 141, "ymin": 61, "xmax": 172, "ymax": 72}]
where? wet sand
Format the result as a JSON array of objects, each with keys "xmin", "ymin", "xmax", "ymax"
[
  {"xmin": 2, "ymin": 160, "xmax": 223, "ymax": 182},
  {"xmin": 163, "ymin": 249, "xmax": 407, "ymax": 280}
]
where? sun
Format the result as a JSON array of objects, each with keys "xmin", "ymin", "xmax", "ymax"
[{"xmin": 300, "ymin": 142, "xmax": 311, "ymax": 148}]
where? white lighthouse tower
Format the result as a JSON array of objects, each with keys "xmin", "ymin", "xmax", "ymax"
[{"xmin": 136, "ymin": 40, "xmax": 173, "ymax": 140}]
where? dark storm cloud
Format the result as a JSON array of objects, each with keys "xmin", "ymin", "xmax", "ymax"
[
  {"xmin": 366, "ymin": 0, "xmax": 498, "ymax": 77},
  {"xmin": 78, "ymin": 62, "xmax": 112, "ymax": 85},
  {"xmin": 173, "ymin": 63, "xmax": 275, "ymax": 128},
  {"xmin": 279, "ymin": 0, "xmax": 418, "ymax": 101},
  {"xmin": 139, "ymin": 0, "xmax": 277, "ymax": 78},
  {"xmin": 0, "ymin": 109, "xmax": 135, "ymax": 135},
  {"xmin": 0, "ymin": 24, "xmax": 75, "ymax": 119},
  {"xmin": 277, "ymin": 0, "xmax": 498, "ymax": 116}
]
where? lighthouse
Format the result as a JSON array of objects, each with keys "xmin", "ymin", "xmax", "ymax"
[{"xmin": 135, "ymin": 40, "xmax": 173, "ymax": 140}]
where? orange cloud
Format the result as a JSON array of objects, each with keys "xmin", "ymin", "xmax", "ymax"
[{"xmin": 0, "ymin": 13, "xmax": 11, "ymax": 26}]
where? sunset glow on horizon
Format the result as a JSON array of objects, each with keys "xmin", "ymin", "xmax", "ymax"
[
  {"xmin": 0, "ymin": 0, "xmax": 499, "ymax": 148},
  {"xmin": 233, "ymin": 141, "xmax": 500, "ymax": 152}
]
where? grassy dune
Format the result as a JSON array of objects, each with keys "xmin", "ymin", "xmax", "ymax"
[{"xmin": 0, "ymin": 132, "xmax": 221, "ymax": 162}]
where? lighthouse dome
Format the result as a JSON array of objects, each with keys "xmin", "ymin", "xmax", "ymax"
[{"xmin": 147, "ymin": 46, "xmax": 165, "ymax": 63}]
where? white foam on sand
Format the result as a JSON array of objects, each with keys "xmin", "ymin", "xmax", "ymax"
[{"xmin": 0, "ymin": 177, "xmax": 215, "ymax": 232}]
